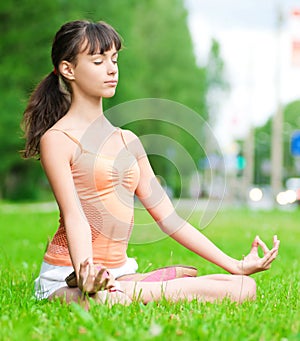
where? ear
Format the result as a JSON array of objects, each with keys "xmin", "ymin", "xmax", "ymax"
[{"xmin": 59, "ymin": 61, "xmax": 75, "ymax": 81}]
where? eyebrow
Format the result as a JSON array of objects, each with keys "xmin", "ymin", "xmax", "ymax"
[{"xmin": 93, "ymin": 51, "xmax": 118, "ymax": 56}]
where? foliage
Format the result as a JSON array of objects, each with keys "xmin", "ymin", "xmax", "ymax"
[
  {"xmin": 205, "ymin": 38, "xmax": 230, "ymax": 126},
  {"xmin": 0, "ymin": 203, "xmax": 299, "ymax": 340},
  {"xmin": 0, "ymin": 0, "xmax": 217, "ymax": 200},
  {"xmin": 254, "ymin": 99, "xmax": 300, "ymax": 185}
]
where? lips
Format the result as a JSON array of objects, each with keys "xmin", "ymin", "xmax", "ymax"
[{"xmin": 105, "ymin": 80, "xmax": 118, "ymax": 86}]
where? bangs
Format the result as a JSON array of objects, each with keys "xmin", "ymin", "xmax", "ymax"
[{"xmin": 82, "ymin": 22, "xmax": 122, "ymax": 55}]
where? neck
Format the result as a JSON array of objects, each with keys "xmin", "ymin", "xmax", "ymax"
[{"xmin": 67, "ymin": 96, "xmax": 104, "ymax": 124}]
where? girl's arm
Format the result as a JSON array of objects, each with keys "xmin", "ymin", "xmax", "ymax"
[
  {"xmin": 125, "ymin": 131, "xmax": 279, "ymax": 275},
  {"xmin": 135, "ymin": 153, "xmax": 243, "ymax": 273},
  {"xmin": 40, "ymin": 130, "xmax": 93, "ymax": 278}
]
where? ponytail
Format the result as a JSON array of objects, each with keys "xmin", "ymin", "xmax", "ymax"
[
  {"xmin": 21, "ymin": 71, "xmax": 70, "ymax": 159},
  {"xmin": 21, "ymin": 20, "xmax": 122, "ymax": 159}
]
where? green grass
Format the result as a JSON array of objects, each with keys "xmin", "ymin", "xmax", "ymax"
[{"xmin": 0, "ymin": 202, "xmax": 299, "ymax": 341}]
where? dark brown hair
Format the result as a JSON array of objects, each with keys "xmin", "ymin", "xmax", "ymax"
[{"xmin": 22, "ymin": 20, "xmax": 122, "ymax": 158}]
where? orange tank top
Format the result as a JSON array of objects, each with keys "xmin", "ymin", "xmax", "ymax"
[{"xmin": 44, "ymin": 120, "xmax": 140, "ymax": 268}]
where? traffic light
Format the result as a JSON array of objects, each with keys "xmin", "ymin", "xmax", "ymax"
[{"xmin": 236, "ymin": 153, "xmax": 246, "ymax": 176}]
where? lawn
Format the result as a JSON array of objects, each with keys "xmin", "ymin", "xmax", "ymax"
[{"xmin": 0, "ymin": 201, "xmax": 299, "ymax": 341}]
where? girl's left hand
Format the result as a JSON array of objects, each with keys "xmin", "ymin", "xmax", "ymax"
[
  {"xmin": 78, "ymin": 258, "xmax": 115, "ymax": 294},
  {"xmin": 238, "ymin": 235, "xmax": 280, "ymax": 275}
]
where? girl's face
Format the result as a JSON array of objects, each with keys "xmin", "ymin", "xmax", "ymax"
[{"xmin": 69, "ymin": 45, "xmax": 119, "ymax": 100}]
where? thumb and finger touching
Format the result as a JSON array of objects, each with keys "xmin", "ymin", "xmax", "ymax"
[
  {"xmin": 244, "ymin": 235, "xmax": 280, "ymax": 274},
  {"xmin": 78, "ymin": 259, "xmax": 116, "ymax": 294}
]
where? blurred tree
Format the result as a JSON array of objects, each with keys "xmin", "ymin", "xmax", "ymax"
[
  {"xmin": 254, "ymin": 99, "xmax": 300, "ymax": 185},
  {"xmin": 202, "ymin": 38, "xmax": 229, "ymax": 194},
  {"xmin": 0, "ymin": 0, "xmax": 221, "ymax": 200},
  {"xmin": 205, "ymin": 38, "xmax": 229, "ymax": 127},
  {"xmin": 106, "ymin": 0, "xmax": 208, "ymax": 196},
  {"xmin": 0, "ymin": 0, "xmax": 65, "ymax": 200}
]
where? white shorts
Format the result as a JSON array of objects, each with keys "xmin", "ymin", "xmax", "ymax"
[{"xmin": 34, "ymin": 258, "xmax": 138, "ymax": 300}]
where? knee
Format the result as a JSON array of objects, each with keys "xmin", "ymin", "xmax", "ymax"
[{"xmin": 241, "ymin": 275, "xmax": 256, "ymax": 301}]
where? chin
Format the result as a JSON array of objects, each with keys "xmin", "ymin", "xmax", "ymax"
[{"xmin": 103, "ymin": 92, "xmax": 116, "ymax": 98}]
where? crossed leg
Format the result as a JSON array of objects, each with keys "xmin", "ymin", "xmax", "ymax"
[
  {"xmin": 119, "ymin": 274, "xmax": 256, "ymax": 304},
  {"xmin": 49, "ymin": 286, "xmax": 132, "ymax": 307},
  {"xmin": 49, "ymin": 274, "xmax": 256, "ymax": 306}
]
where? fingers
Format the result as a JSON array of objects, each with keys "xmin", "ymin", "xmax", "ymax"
[
  {"xmin": 249, "ymin": 235, "xmax": 259, "ymax": 255},
  {"xmin": 260, "ymin": 236, "xmax": 280, "ymax": 269},
  {"xmin": 88, "ymin": 260, "xmax": 95, "ymax": 276},
  {"xmin": 85, "ymin": 260, "xmax": 97, "ymax": 292},
  {"xmin": 97, "ymin": 269, "xmax": 115, "ymax": 290},
  {"xmin": 262, "ymin": 235, "xmax": 280, "ymax": 260},
  {"xmin": 270, "ymin": 235, "xmax": 280, "ymax": 260},
  {"xmin": 261, "ymin": 247, "xmax": 278, "ymax": 269},
  {"xmin": 256, "ymin": 235, "xmax": 270, "ymax": 254},
  {"xmin": 78, "ymin": 261, "xmax": 116, "ymax": 294},
  {"xmin": 79, "ymin": 258, "xmax": 103, "ymax": 293},
  {"xmin": 78, "ymin": 258, "xmax": 91, "ymax": 288},
  {"xmin": 94, "ymin": 267, "xmax": 108, "ymax": 291},
  {"xmin": 273, "ymin": 235, "xmax": 280, "ymax": 250},
  {"xmin": 244, "ymin": 235, "xmax": 280, "ymax": 274},
  {"xmin": 79, "ymin": 258, "xmax": 90, "ymax": 276},
  {"xmin": 105, "ymin": 271, "xmax": 116, "ymax": 290},
  {"xmin": 92, "ymin": 265, "xmax": 115, "ymax": 292}
]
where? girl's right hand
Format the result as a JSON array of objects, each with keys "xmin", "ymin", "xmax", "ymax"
[{"xmin": 78, "ymin": 258, "xmax": 115, "ymax": 295}]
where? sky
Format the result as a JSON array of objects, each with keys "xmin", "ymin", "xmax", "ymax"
[{"xmin": 184, "ymin": 0, "xmax": 300, "ymax": 149}]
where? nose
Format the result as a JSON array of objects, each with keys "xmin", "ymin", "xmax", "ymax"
[{"xmin": 107, "ymin": 61, "xmax": 118, "ymax": 75}]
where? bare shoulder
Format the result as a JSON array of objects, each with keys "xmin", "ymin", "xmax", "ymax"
[
  {"xmin": 120, "ymin": 128, "xmax": 140, "ymax": 142},
  {"xmin": 120, "ymin": 128, "xmax": 147, "ymax": 159},
  {"xmin": 40, "ymin": 128, "xmax": 65, "ymax": 148},
  {"xmin": 40, "ymin": 128, "xmax": 73, "ymax": 163}
]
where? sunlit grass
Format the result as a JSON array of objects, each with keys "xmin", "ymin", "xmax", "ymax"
[{"xmin": 0, "ymin": 202, "xmax": 299, "ymax": 340}]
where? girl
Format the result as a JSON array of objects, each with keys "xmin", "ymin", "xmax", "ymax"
[{"xmin": 22, "ymin": 20, "xmax": 279, "ymax": 306}]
